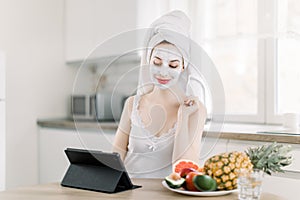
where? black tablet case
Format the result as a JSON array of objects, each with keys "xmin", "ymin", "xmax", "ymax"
[{"xmin": 61, "ymin": 148, "xmax": 141, "ymax": 193}]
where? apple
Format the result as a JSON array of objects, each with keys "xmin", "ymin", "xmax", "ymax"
[
  {"xmin": 179, "ymin": 168, "xmax": 197, "ymax": 178},
  {"xmin": 184, "ymin": 171, "xmax": 201, "ymax": 191}
]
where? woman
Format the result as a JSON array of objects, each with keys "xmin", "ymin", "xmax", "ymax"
[{"xmin": 112, "ymin": 10, "xmax": 207, "ymax": 178}]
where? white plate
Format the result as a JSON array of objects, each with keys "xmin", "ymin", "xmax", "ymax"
[{"xmin": 162, "ymin": 180, "xmax": 238, "ymax": 197}]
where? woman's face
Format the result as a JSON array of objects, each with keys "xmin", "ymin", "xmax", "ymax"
[{"xmin": 149, "ymin": 43, "xmax": 183, "ymax": 90}]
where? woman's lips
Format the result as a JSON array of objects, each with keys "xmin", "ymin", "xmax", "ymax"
[{"xmin": 156, "ymin": 78, "xmax": 171, "ymax": 84}]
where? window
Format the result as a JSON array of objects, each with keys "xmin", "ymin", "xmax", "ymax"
[
  {"xmin": 277, "ymin": 0, "xmax": 300, "ymax": 115},
  {"xmin": 138, "ymin": 0, "xmax": 300, "ymax": 124},
  {"xmin": 192, "ymin": 1, "xmax": 259, "ymax": 119}
]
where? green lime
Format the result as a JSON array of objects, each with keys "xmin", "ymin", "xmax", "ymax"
[{"xmin": 192, "ymin": 175, "xmax": 217, "ymax": 191}]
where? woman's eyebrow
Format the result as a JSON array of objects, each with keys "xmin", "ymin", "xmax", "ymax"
[
  {"xmin": 170, "ymin": 59, "xmax": 180, "ymax": 62},
  {"xmin": 154, "ymin": 56, "xmax": 162, "ymax": 60}
]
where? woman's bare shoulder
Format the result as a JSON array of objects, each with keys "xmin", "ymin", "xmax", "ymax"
[
  {"xmin": 125, "ymin": 95, "xmax": 135, "ymax": 103},
  {"xmin": 123, "ymin": 95, "xmax": 136, "ymax": 112}
]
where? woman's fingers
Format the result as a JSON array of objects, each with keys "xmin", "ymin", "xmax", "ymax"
[
  {"xmin": 184, "ymin": 99, "xmax": 194, "ymax": 106},
  {"xmin": 179, "ymin": 96, "xmax": 201, "ymax": 117},
  {"xmin": 183, "ymin": 96, "xmax": 199, "ymax": 107}
]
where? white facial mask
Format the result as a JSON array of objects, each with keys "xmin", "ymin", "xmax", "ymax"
[{"xmin": 149, "ymin": 45, "xmax": 183, "ymax": 90}]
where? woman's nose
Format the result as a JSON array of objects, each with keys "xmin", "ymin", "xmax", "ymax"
[{"xmin": 159, "ymin": 66, "xmax": 169, "ymax": 76}]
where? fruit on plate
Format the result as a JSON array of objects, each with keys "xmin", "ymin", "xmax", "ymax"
[
  {"xmin": 165, "ymin": 172, "xmax": 185, "ymax": 189},
  {"xmin": 179, "ymin": 168, "xmax": 197, "ymax": 178},
  {"xmin": 184, "ymin": 171, "xmax": 201, "ymax": 191},
  {"xmin": 193, "ymin": 174, "xmax": 217, "ymax": 191},
  {"xmin": 204, "ymin": 151, "xmax": 253, "ymax": 190},
  {"xmin": 173, "ymin": 159, "xmax": 200, "ymax": 173}
]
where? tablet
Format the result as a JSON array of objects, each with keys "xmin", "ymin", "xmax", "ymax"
[{"xmin": 61, "ymin": 148, "xmax": 141, "ymax": 193}]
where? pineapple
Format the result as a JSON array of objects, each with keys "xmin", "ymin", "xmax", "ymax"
[
  {"xmin": 245, "ymin": 142, "xmax": 292, "ymax": 175},
  {"xmin": 204, "ymin": 142, "xmax": 293, "ymax": 191},
  {"xmin": 204, "ymin": 151, "xmax": 253, "ymax": 190}
]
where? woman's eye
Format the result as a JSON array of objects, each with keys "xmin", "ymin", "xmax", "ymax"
[
  {"xmin": 153, "ymin": 59, "xmax": 162, "ymax": 65},
  {"xmin": 169, "ymin": 64, "xmax": 178, "ymax": 68}
]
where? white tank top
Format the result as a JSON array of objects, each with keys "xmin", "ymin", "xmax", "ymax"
[{"xmin": 124, "ymin": 95, "xmax": 177, "ymax": 178}]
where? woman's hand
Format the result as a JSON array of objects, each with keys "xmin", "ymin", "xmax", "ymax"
[
  {"xmin": 173, "ymin": 95, "xmax": 206, "ymax": 162},
  {"xmin": 178, "ymin": 96, "xmax": 201, "ymax": 119}
]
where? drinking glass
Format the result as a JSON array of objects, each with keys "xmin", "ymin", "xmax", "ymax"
[{"xmin": 237, "ymin": 169, "xmax": 264, "ymax": 200}]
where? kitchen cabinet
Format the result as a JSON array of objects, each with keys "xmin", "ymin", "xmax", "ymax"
[
  {"xmin": 65, "ymin": 0, "xmax": 138, "ymax": 62},
  {"xmin": 199, "ymin": 138, "xmax": 268, "ymax": 166},
  {"xmin": 0, "ymin": 51, "xmax": 5, "ymax": 191},
  {"xmin": 199, "ymin": 138, "xmax": 229, "ymax": 165},
  {"xmin": 227, "ymin": 139, "xmax": 267, "ymax": 152},
  {"xmin": 0, "ymin": 102, "xmax": 4, "ymax": 191},
  {"xmin": 39, "ymin": 124, "xmax": 300, "ymax": 183},
  {"xmin": 282, "ymin": 144, "xmax": 300, "ymax": 172},
  {"xmin": 39, "ymin": 128, "xmax": 115, "ymax": 184}
]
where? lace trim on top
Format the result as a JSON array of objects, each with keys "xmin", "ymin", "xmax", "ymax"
[{"xmin": 132, "ymin": 95, "xmax": 177, "ymax": 139}]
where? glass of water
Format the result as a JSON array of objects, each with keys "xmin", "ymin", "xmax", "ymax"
[{"xmin": 237, "ymin": 169, "xmax": 264, "ymax": 200}]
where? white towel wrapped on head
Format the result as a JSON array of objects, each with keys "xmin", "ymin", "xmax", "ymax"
[
  {"xmin": 145, "ymin": 10, "xmax": 191, "ymax": 64},
  {"xmin": 142, "ymin": 10, "xmax": 191, "ymax": 66}
]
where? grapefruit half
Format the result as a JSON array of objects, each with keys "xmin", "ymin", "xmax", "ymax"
[{"xmin": 173, "ymin": 159, "xmax": 200, "ymax": 173}]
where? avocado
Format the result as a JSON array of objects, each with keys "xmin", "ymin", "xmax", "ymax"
[
  {"xmin": 165, "ymin": 176, "xmax": 185, "ymax": 189},
  {"xmin": 193, "ymin": 175, "xmax": 217, "ymax": 191}
]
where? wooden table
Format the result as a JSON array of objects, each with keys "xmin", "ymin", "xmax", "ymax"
[{"xmin": 0, "ymin": 176, "xmax": 298, "ymax": 200}]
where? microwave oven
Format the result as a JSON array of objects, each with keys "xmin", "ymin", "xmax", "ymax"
[
  {"xmin": 71, "ymin": 94, "xmax": 96, "ymax": 120},
  {"xmin": 70, "ymin": 92, "xmax": 126, "ymax": 121}
]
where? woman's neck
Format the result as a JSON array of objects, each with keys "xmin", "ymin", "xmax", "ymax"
[{"xmin": 147, "ymin": 85, "xmax": 185, "ymax": 107}]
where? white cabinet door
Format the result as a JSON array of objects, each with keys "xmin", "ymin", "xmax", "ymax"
[
  {"xmin": 281, "ymin": 144, "xmax": 300, "ymax": 173},
  {"xmin": 199, "ymin": 137, "xmax": 229, "ymax": 166},
  {"xmin": 0, "ymin": 51, "xmax": 5, "ymax": 99},
  {"xmin": 39, "ymin": 128, "xmax": 115, "ymax": 184},
  {"xmin": 227, "ymin": 139, "xmax": 267, "ymax": 152},
  {"xmin": 65, "ymin": 0, "xmax": 138, "ymax": 62},
  {"xmin": 0, "ymin": 102, "xmax": 5, "ymax": 191},
  {"xmin": 0, "ymin": 52, "xmax": 5, "ymax": 190}
]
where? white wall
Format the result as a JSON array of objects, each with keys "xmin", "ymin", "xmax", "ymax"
[{"xmin": 0, "ymin": 0, "xmax": 77, "ymax": 189}]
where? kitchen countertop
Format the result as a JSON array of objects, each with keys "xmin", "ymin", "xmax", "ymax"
[
  {"xmin": 37, "ymin": 118, "xmax": 300, "ymax": 144},
  {"xmin": 37, "ymin": 118, "xmax": 119, "ymax": 130},
  {"xmin": 0, "ymin": 177, "xmax": 298, "ymax": 200}
]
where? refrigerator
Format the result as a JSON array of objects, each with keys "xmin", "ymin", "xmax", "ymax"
[{"xmin": 0, "ymin": 51, "xmax": 5, "ymax": 191}]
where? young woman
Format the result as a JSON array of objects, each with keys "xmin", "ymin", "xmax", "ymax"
[{"xmin": 112, "ymin": 11, "xmax": 207, "ymax": 178}]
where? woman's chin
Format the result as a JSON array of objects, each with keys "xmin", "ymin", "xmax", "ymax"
[
  {"xmin": 155, "ymin": 84, "xmax": 170, "ymax": 90},
  {"xmin": 154, "ymin": 82, "xmax": 178, "ymax": 90}
]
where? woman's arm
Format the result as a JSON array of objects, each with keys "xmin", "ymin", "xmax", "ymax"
[
  {"xmin": 112, "ymin": 96, "xmax": 134, "ymax": 161},
  {"xmin": 172, "ymin": 96, "xmax": 207, "ymax": 163}
]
